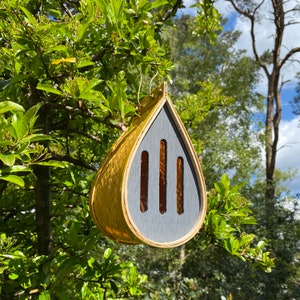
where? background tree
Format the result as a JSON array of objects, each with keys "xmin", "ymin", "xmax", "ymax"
[{"xmin": 225, "ymin": 0, "xmax": 300, "ymax": 232}]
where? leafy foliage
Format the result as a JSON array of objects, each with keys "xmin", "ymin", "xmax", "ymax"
[
  {"xmin": 0, "ymin": 101, "xmax": 62, "ymax": 186},
  {"xmin": 0, "ymin": 232, "xmax": 146, "ymax": 299},
  {"xmin": 204, "ymin": 175, "xmax": 274, "ymax": 271},
  {"xmin": 192, "ymin": 0, "xmax": 223, "ymax": 44}
]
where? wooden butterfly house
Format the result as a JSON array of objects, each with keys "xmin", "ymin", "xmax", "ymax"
[{"xmin": 89, "ymin": 83, "xmax": 206, "ymax": 248}]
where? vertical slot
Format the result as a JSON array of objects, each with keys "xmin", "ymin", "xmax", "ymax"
[
  {"xmin": 177, "ymin": 157, "xmax": 184, "ymax": 215},
  {"xmin": 140, "ymin": 151, "xmax": 149, "ymax": 212},
  {"xmin": 159, "ymin": 139, "xmax": 167, "ymax": 214}
]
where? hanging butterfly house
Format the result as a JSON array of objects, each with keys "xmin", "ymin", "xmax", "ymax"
[{"xmin": 89, "ymin": 83, "xmax": 207, "ymax": 248}]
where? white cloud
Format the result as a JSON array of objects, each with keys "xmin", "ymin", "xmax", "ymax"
[
  {"xmin": 278, "ymin": 118, "xmax": 300, "ymax": 168},
  {"xmin": 277, "ymin": 118, "xmax": 300, "ymax": 194}
]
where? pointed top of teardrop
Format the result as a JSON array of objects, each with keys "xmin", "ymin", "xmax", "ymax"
[{"xmin": 137, "ymin": 82, "xmax": 168, "ymax": 116}]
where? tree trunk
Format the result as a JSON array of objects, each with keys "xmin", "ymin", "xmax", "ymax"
[
  {"xmin": 264, "ymin": 0, "xmax": 284, "ymax": 233},
  {"xmin": 33, "ymin": 102, "xmax": 52, "ymax": 256},
  {"xmin": 265, "ymin": 76, "xmax": 280, "ymax": 233},
  {"xmin": 34, "ymin": 164, "xmax": 52, "ymax": 255}
]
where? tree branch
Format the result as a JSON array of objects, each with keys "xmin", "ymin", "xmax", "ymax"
[
  {"xmin": 61, "ymin": 3, "xmax": 73, "ymax": 18},
  {"xmin": 227, "ymin": 0, "xmax": 270, "ymax": 76},
  {"xmin": 280, "ymin": 47, "xmax": 300, "ymax": 69},
  {"xmin": 285, "ymin": 20, "xmax": 300, "ymax": 26},
  {"xmin": 279, "ymin": 78, "xmax": 290, "ymax": 94},
  {"xmin": 75, "ymin": 130, "xmax": 102, "ymax": 143},
  {"xmin": 284, "ymin": 6, "xmax": 300, "ymax": 15},
  {"xmin": 161, "ymin": 0, "xmax": 183, "ymax": 21},
  {"xmin": 52, "ymin": 154, "xmax": 97, "ymax": 171},
  {"xmin": 61, "ymin": 104, "xmax": 127, "ymax": 131}
]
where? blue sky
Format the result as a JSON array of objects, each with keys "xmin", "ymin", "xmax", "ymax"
[{"xmin": 181, "ymin": 0, "xmax": 300, "ymax": 196}]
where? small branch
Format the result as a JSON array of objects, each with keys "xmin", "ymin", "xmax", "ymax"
[
  {"xmin": 227, "ymin": 0, "xmax": 269, "ymax": 76},
  {"xmin": 161, "ymin": 0, "xmax": 183, "ymax": 21},
  {"xmin": 284, "ymin": 7, "xmax": 300, "ymax": 15},
  {"xmin": 279, "ymin": 47, "xmax": 300, "ymax": 70},
  {"xmin": 285, "ymin": 21, "xmax": 300, "ymax": 26},
  {"xmin": 52, "ymin": 154, "xmax": 97, "ymax": 171},
  {"xmin": 61, "ymin": 3, "xmax": 73, "ymax": 18},
  {"xmin": 279, "ymin": 78, "xmax": 290, "ymax": 94},
  {"xmin": 62, "ymin": 104, "xmax": 127, "ymax": 131},
  {"xmin": 76, "ymin": 130, "xmax": 102, "ymax": 143}
]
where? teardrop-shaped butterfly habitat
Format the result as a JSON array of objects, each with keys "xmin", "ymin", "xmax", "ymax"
[{"xmin": 89, "ymin": 82, "xmax": 206, "ymax": 248}]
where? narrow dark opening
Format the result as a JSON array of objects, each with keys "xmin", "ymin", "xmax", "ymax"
[
  {"xmin": 177, "ymin": 157, "xmax": 184, "ymax": 215},
  {"xmin": 159, "ymin": 139, "xmax": 167, "ymax": 214},
  {"xmin": 140, "ymin": 151, "xmax": 149, "ymax": 212}
]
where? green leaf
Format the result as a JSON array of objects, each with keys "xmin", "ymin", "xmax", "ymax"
[
  {"xmin": 84, "ymin": 78, "xmax": 103, "ymax": 91},
  {"xmin": 20, "ymin": 134, "xmax": 51, "ymax": 144},
  {"xmin": 45, "ymin": 45, "xmax": 69, "ymax": 54},
  {"xmin": 0, "ymin": 153, "xmax": 16, "ymax": 166},
  {"xmin": 0, "ymin": 101, "xmax": 24, "ymax": 115},
  {"xmin": 0, "ymin": 266, "xmax": 9, "ymax": 275},
  {"xmin": 9, "ymin": 273, "xmax": 19, "ymax": 280},
  {"xmin": 221, "ymin": 174, "xmax": 230, "ymax": 191},
  {"xmin": 38, "ymin": 291, "xmax": 51, "ymax": 300},
  {"xmin": 230, "ymin": 181, "xmax": 246, "ymax": 194},
  {"xmin": 81, "ymin": 282, "xmax": 89, "ymax": 299},
  {"xmin": 155, "ymin": 47, "xmax": 165, "ymax": 56},
  {"xmin": 20, "ymin": 6, "xmax": 37, "ymax": 26},
  {"xmin": 76, "ymin": 60, "xmax": 95, "ymax": 69},
  {"xmin": 256, "ymin": 241, "xmax": 266, "ymax": 251},
  {"xmin": 239, "ymin": 234, "xmax": 255, "ymax": 247},
  {"xmin": 214, "ymin": 181, "xmax": 224, "ymax": 195},
  {"xmin": 229, "ymin": 211, "xmax": 247, "ymax": 217},
  {"xmin": 149, "ymin": 0, "xmax": 169, "ymax": 10},
  {"xmin": 242, "ymin": 216, "xmax": 257, "ymax": 225},
  {"xmin": 124, "ymin": 103, "xmax": 136, "ymax": 117},
  {"xmin": 24, "ymin": 102, "xmax": 43, "ymax": 129},
  {"xmin": 230, "ymin": 238, "xmax": 239, "ymax": 254},
  {"xmin": 0, "ymin": 175, "xmax": 25, "ymax": 187},
  {"xmin": 11, "ymin": 113, "xmax": 27, "ymax": 140},
  {"xmin": 12, "ymin": 250, "xmax": 25, "ymax": 258},
  {"xmin": 77, "ymin": 21, "xmax": 90, "ymax": 42},
  {"xmin": 68, "ymin": 221, "xmax": 80, "ymax": 248},
  {"xmin": 104, "ymin": 248, "xmax": 113, "ymax": 259},
  {"xmin": 5, "ymin": 165, "xmax": 31, "ymax": 173},
  {"xmin": 36, "ymin": 83, "xmax": 63, "ymax": 96},
  {"xmin": 35, "ymin": 160, "xmax": 68, "ymax": 168},
  {"xmin": 223, "ymin": 239, "xmax": 232, "ymax": 253}
]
